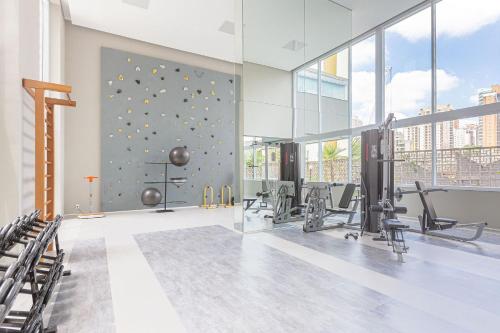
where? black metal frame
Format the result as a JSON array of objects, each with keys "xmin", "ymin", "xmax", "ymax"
[{"xmin": 144, "ymin": 162, "xmax": 187, "ymax": 213}]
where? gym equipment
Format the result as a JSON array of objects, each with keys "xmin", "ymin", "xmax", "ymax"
[
  {"xmin": 415, "ymin": 181, "xmax": 487, "ymax": 241},
  {"xmin": 78, "ymin": 176, "xmax": 105, "ymax": 219},
  {"xmin": 22, "ymin": 79, "xmax": 76, "ymax": 222},
  {"xmin": 360, "ymin": 114, "xmax": 409, "ymax": 261},
  {"xmin": 0, "ymin": 210, "xmax": 67, "ymax": 332},
  {"xmin": 261, "ymin": 181, "xmax": 303, "ymax": 224},
  {"xmin": 344, "ymin": 232, "xmax": 359, "ymax": 240},
  {"xmin": 280, "ymin": 143, "xmax": 301, "ymax": 207},
  {"xmin": 169, "ymin": 146, "xmax": 190, "ymax": 166},
  {"xmin": 144, "ymin": 147, "xmax": 189, "ymax": 212},
  {"xmin": 220, "ymin": 185, "xmax": 233, "ymax": 208},
  {"xmin": 394, "ymin": 186, "xmax": 447, "ymax": 202},
  {"xmin": 280, "ymin": 142, "xmax": 302, "ymax": 208},
  {"xmin": 141, "ymin": 187, "xmax": 162, "ymax": 207},
  {"xmin": 201, "ymin": 185, "xmax": 217, "ymax": 209},
  {"xmin": 302, "ymin": 183, "xmax": 360, "ymax": 232}
]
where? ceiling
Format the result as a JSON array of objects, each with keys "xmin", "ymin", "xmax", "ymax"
[
  {"xmin": 65, "ymin": 0, "xmax": 242, "ymax": 64},
  {"xmin": 64, "ymin": 0, "xmax": 423, "ymax": 71}
]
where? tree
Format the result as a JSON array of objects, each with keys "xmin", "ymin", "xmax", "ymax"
[
  {"xmin": 322, "ymin": 141, "xmax": 346, "ymax": 160},
  {"xmin": 351, "ymin": 137, "xmax": 361, "ymax": 161}
]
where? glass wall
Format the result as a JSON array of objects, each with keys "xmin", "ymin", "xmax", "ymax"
[
  {"xmin": 436, "ymin": 0, "xmax": 500, "ymax": 110},
  {"xmin": 267, "ymin": 144, "xmax": 281, "ymax": 180},
  {"xmin": 436, "ymin": 116, "xmax": 500, "ymax": 187},
  {"xmin": 394, "ymin": 126, "xmax": 433, "ymax": 186},
  {"xmin": 320, "ymin": 50, "xmax": 349, "ymax": 133},
  {"xmin": 352, "ymin": 35, "xmax": 376, "ymax": 127},
  {"xmin": 295, "ymin": 0, "xmax": 500, "ymax": 189},
  {"xmin": 244, "ymin": 137, "xmax": 265, "ymax": 180},
  {"xmin": 321, "ymin": 139, "xmax": 349, "ymax": 182},
  {"xmin": 385, "ymin": 7, "xmax": 432, "ymax": 120},
  {"xmin": 351, "ymin": 136, "xmax": 361, "ymax": 184},
  {"xmin": 305, "ymin": 143, "xmax": 320, "ymax": 182},
  {"xmin": 296, "ymin": 64, "xmax": 319, "ymax": 136}
]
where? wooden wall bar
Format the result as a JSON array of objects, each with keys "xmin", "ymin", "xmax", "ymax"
[{"xmin": 22, "ymin": 79, "xmax": 76, "ymax": 221}]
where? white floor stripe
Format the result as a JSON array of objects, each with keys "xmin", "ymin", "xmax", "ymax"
[
  {"xmin": 321, "ymin": 228, "xmax": 500, "ymax": 282},
  {"xmin": 106, "ymin": 234, "xmax": 186, "ymax": 333},
  {"xmin": 248, "ymin": 232, "xmax": 500, "ymax": 333}
]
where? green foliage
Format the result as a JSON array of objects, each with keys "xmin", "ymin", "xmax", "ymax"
[
  {"xmin": 352, "ymin": 137, "xmax": 361, "ymax": 161},
  {"xmin": 322, "ymin": 141, "xmax": 346, "ymax": 160}
]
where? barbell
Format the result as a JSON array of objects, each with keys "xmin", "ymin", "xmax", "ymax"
[{"xmin": 394, "ymin": 187, "xmax": 447, "ymax": 202}]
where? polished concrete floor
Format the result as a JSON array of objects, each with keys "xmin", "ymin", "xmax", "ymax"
[{"xmin": 46, "ymin": 207, "xmax": 500, "ymax": 333}]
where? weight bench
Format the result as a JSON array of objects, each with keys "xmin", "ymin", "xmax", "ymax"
[
  {"xmin": 383, "ymin": 219, "xmax": 409, "ymax": 257},
  {"xmin": 415, "ymin": 181, "xmax": 487, "ymax": 241}
]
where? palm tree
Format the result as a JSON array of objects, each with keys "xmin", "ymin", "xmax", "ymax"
[
  {"xmin": 322, "ymin": 141, "xmax": 346, "ymax": 160},
  {"xmin": 323, "ymin": 141, "xmax": 347, "ymax": 182},
  {"xmin": 351, "ymin": 137, "xmax": 361, "ymax": 161}
]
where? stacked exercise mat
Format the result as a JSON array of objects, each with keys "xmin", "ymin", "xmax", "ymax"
[{"xmin": 0, "ymin": 210, "xmax": 65, "ymax": 332}]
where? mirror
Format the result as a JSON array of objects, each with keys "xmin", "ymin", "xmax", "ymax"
[{"xmin": 240, "ymin": 0, "xmax": 352, "ymax": 232}]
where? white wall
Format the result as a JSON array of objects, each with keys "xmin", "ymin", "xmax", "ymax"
[
  {"xmin": 64, "ymin": 24, "xmax": 238, "ymax": 214},
  {"xmin": 0, "ymin": 0, "xmax": 40, "ymax": 223},
  {"xmin": 352, "ymin": 0, "xmax": 425, "ymax": 37},
  {"xmin": 399, "ymin": 188, "xmax": 500, "ymax": 230},
  {"xmin": 49, "ymin": 1, "xmax": 66, "ymax": 216},
  {"xmin": 243, "ymin": 62, "xmax": 293, "ymax": 139}
]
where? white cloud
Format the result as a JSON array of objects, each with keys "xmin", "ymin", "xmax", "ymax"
[
  {"xmin": 387, "ymin": 7, "xmax": 431, "ymax": 42},
  {"xmin": 386, "ymin": 69, "xmax": 459, "ymax": 117},
  {"xmin": 352, "ymin": 38, "xmax": 375, "ymax": 70},
  {"xmin": 469, "ymin": 94, "xmax": 479, "ymax": 105},
  {"xmin": 352, "ymin": 71, "xmax": 376, "ymax": 124},
  {"xmin": 388, "ymin": 0, "xmax": 500, "ymax": 42}
]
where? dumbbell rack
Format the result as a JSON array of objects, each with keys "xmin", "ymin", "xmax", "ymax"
[
  {"xmin": 22, "ymin": 79, "xmax": 76, "ymax": 222},
  {"xmin": 144, "ymin": 162, "xmax": 187, "ymax": 213},
  {"xmin": 0, "ymin": 210, "xmax": 66, "ymax": 332}
]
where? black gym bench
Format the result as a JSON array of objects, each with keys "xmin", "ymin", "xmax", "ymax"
[{"xmin": 415, "ymin": 181, "xmax": 487, "ymax": 242}]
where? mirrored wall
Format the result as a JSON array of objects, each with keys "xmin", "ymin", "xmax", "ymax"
[{"xmin": 240, "ymin": 0, "xmax": 352, "ymax": 232}]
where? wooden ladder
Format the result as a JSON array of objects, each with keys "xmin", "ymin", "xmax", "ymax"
[{"xmin": 22, "ymin": 79, "xmax": 76, "ymax": 221}]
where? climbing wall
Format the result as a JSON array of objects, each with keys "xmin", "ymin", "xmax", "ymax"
[{"xmin": 101, "ymin": 47, "xmax": 239, "ymax": 212}]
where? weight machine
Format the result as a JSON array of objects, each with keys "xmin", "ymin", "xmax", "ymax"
[
  {"xmin": 302, "ymin": 182, "xmax": 360, "ymax": 232},
  {"xmin": 360, "ymin": 114, "xmax": 409, "ymax": 260},
  {"xmin": 263, "ymin": 181, "xmax": 303, "ymax": 224}
]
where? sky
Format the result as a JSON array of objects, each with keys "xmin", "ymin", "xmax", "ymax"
[{"xmin": 351, "ymin": 0, "xmax": 500, "ymax": 125}]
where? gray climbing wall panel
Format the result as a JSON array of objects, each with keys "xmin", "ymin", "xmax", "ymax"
[{"xmin": 101, "ymin": 47, "xmax": 239, "ymax": 212}]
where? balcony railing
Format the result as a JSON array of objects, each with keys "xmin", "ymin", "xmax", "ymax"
[{"xmin": 248, "ymin": 146, "xmax": 500, "ymax": 188}]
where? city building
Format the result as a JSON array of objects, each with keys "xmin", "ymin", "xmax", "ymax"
[{"xmin": 478, "ymin": 85, "xmax": 500, "ymax": 146}]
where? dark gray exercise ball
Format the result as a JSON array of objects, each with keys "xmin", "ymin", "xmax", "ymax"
[
  {"xmin": 169, "ymin": 146, "xmax": 190, "ymax": 166},
  {"xmin": 141, "ymin": 188, "xmax": 162, "ymax": 206}
]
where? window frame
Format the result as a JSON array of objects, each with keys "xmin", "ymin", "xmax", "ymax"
[{"xmin": 294, "ymin": 0, "xmax": 500, "ymax": 191}]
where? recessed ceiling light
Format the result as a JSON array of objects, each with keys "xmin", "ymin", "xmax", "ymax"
[
  {"xmin": 219, "ymin": 20, "xmax": 235, "ymax": 35},
  {"xmin": 122, "ymin": 0, "xmax": 150, "ymax": 10},
  {"xmin": 282, "ymin": 40, "xmax": 306, "ymax": 52}
]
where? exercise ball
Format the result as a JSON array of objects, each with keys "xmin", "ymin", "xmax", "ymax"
[
  {"xmin": 169, "ymin": 146, "xmax": 190, "ymax": 166},
  {"xmin": 141, "ymin": 188, "xmax": 162, "ymax": 207}
]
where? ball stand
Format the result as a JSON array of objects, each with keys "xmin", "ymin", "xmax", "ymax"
[
  {"xmin": 144, "ymin": 162, "xmax": 187, "ymax": 213},
  {"xmin": 78, "ymin": 176, "xmax": 105, "ymax": 219}
]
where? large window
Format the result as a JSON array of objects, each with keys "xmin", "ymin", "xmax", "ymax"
[
  {"xmin": 305, "ymin": 143, "xmax": 320, "ymax": 182},
  {"xmin": 244, "ymin": 137, "xmax": 265, "ymax": 180},
  {"xmin": 436, "ymin": 117, "xmax": 500, "ymax": 187},
  {"xmin": 351, "ymin": 136, "xmax": 361, "ymax": 184},
  {"xmin": 352, "ymin": 36, "xmax": 376, "ymax": 127},
  {"xmin": 294, "ymin": 1, "xmax": 500, "ymax": 189},
  {"xmin": 385, "ymin": 7, "xmax": 432, "ymax": 120},
  {"xmin": 394, "ymin": 126, "xmax": 433, "ymax": 186},
  {"xmin": 322, "ymin": 139, "xmax": 349, "ymax": 182},
  {"xmin": 296, "ymin": 64, "xmax": 319, "ymax": 137},
  {"xmin": 320, "ymin": 50, "xmax": 349, "ymax": 133},
  {"xmin": 267, "ymin": 144, "xmax": 281, "ymax": 180},
  {"xmin": 436, "ymin": 0, "xmax": 500, "ymax": 110}
]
